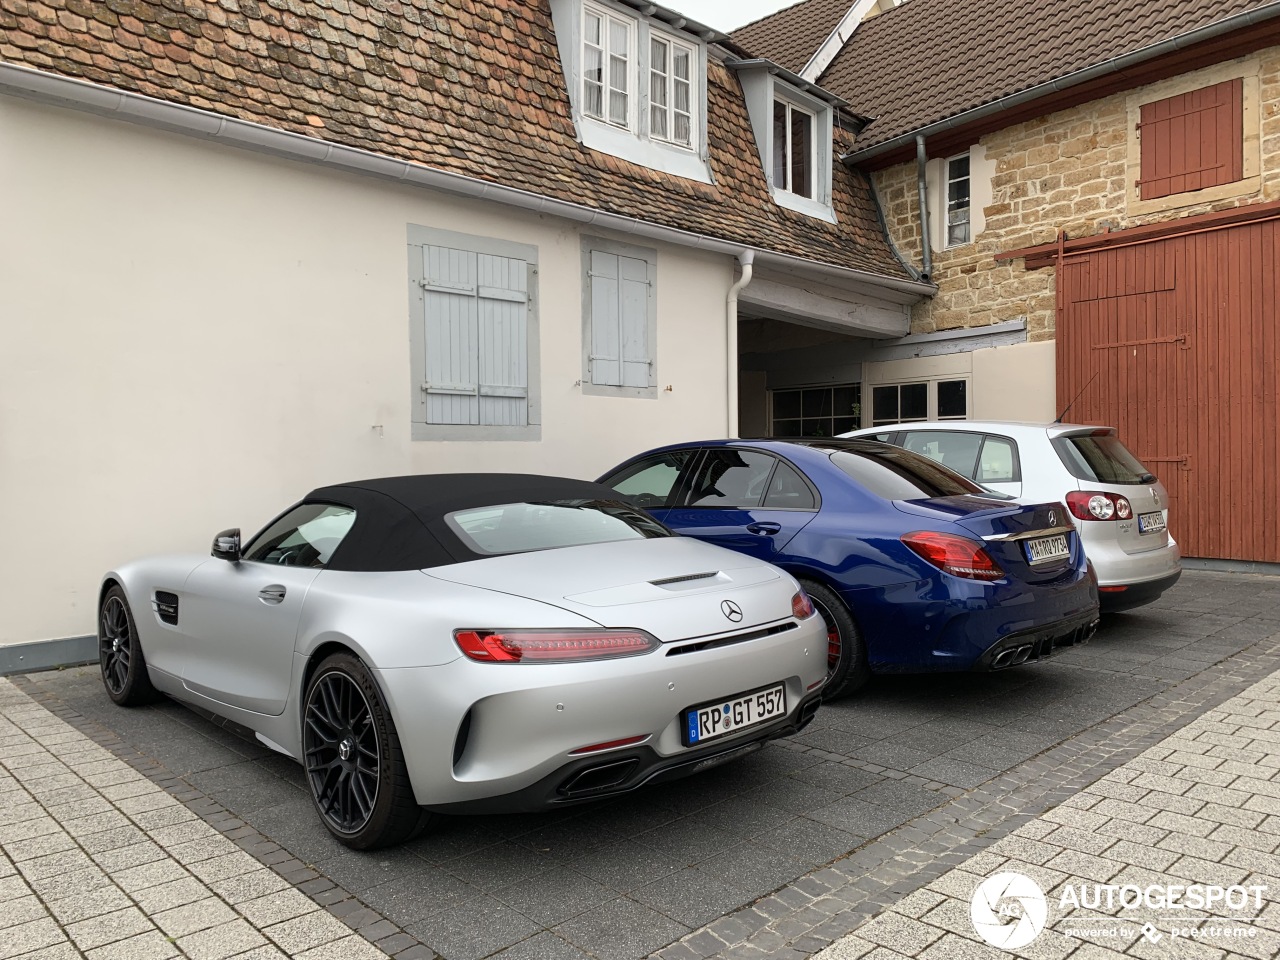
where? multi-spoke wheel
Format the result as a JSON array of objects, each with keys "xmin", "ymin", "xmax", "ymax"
[
  {"xmin": 98, "ymin": 585, "xmax": 158, "ymax": 706},
  {"xmin": 302, "ymin": 653, "xmax": 433, "ymax": 849},
  {"xmin": 799, "ymin": 579, "xmax": 869, "ymax": 701}
]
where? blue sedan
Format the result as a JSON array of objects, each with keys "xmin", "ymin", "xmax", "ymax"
[{"xmin": 598, "ymin": 439, "xmax": 1100, "ymax": 698}]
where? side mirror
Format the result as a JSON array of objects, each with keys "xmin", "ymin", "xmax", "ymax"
[{"xmin": 212, "ymin": 528, "xmax": 241, "ymax": 562}]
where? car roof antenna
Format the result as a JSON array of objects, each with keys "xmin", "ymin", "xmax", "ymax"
[{"xmin": 1054, "ymin": 371, "xmax": 1100, "ymax": 424}]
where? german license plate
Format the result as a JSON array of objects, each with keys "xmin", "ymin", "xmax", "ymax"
[
  {"xmin": 1025, "ymin": 534, "xmax": 1070, "ymax": 565},
  {"xmin": 684, "ymin": 684, "xmax": 786, "ymax": 746},
  {"xmin": 1138, "ymin": 511, "xmax": 1166, "ymax": 534}
]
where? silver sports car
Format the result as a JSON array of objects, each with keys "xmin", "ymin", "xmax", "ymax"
[{"xmin": 99, "ymin": 474, "xmax": 827, "ymax": 848}]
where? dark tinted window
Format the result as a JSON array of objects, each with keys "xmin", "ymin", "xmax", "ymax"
[
  {"xmin": 243, "ymin": 503, "xmax": 356, "ymax": 567},
  {"xmin": 830, "ymin": 446, "xmax": 982, "ymax": 500},
  {"xmin": 1053, "ymin": 433, "xmax": 1152, "ymax": 484},
  {"xmin": 762, "ymin": 460, "xmax": 817, "ymax": 510},
  {"xmin": 901, "ymin": 431, "xmax": 982, "ymax": 478},
  {"xmin": 601, "ymin": 450, "xmax": 697, "ymax": 508},
  {"xmin": 937, "ymin": 379, "xmax": 967, "ymax": 419},
  {"xmin": 446, "ymin": 499, "xmax": 669, "ymax": 555},
  {"xmin": 686, "ymin": 449, "xmax": 775, "ymax": 508}
]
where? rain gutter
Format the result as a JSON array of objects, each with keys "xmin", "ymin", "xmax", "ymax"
[
  {"xmin": 841, "ymin": 1, "xmax": 1280, "ymax": 165},
  {"xmin": 0, "ymin": 62, "xmax": 934, "ymax": 298}
]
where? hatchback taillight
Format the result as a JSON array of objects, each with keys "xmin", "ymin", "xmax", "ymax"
[
  {"xmin": 1066, "ymin": 491, "xmax": 1133, "ymax": 521},
  {"xmin": 454, "ymin": 629, "xmax": 658, "ymax": 663},
  {"xmin": 901, "ymin": 531, "xmax": 1005, "ymax": 581}
]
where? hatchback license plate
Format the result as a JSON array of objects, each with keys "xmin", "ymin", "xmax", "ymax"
[
  {"xmin": 1138, "ymin": 511, "xmax": 1166, "ymax": 534},
  {"xmin": 684, "ymin": 684, "xmax": 787, "ymax": 746},
  {"xmin": 1025, "ymin": 534, "xmax": 1070, "ymax": 565}
]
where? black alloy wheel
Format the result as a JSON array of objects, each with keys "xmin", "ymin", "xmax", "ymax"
[
  {"xmin": 800, "ymin": 579, "xmax": 869, "ymax": 701},
  {"xmin": 98, "ymin": 586, "xmax": 158, "ymax": 706},
  {"xmin": 304, "ymin": 668, "xmax": 381, "ymax": 834},
  {"xmin": 301, "ymin": 653, "xmax": 433, "ymax": 849}
]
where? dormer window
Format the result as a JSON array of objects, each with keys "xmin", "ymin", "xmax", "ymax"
[
  {"xmin": 772, "ymin": 97, "xmax": 815, "ymax": 199},
  {"xmin": 551, "ymin": 0, "xmax": 712, "ymax": 183},
  {"xmin": 733, "ymin": 61, "xmax": 839, "ymax": 223}
]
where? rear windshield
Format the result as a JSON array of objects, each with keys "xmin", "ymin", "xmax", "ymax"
[
  {"xmin": 445, "ymin": 499, "xmax": 670, "ymax": 556},
  {"xmin": 829, "ymin": 446, "xmax": 983, "ymax": 500},
  {"xmin": 1053, "ymin": 434, "xmax": 1152, "ymax": 484}
]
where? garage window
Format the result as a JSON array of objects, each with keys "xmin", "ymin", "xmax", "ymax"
[
  {"xmin": 1138, "ymin": 78, "xmax": 1243, "ymax": 200},
  {"xmin": 771, "ymin": 383, "xmax": 860, "ymax": 437}
]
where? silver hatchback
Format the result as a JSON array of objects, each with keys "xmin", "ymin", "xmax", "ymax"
[{"xmin": 841, "ymin": 421, "xmax": 1181, "ymax": 611}]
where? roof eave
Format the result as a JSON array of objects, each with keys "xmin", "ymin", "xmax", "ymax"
[
  {"xmin": 0, "ymin": 61, "xmax": 934, "ymax": 299},
  {"xmin": 840, "ymin": 0, "xmax": 1280, "ymax": 166}
]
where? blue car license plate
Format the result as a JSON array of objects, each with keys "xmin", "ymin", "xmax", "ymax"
[
  {"xmin": 684, "ymin": 684, "xmax": 786, "ymax": 746},
  {"xmin": 1025, "ymin": 534, "xmax": 1070, "ymax": 565}
]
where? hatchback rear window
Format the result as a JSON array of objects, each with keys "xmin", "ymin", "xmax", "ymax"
[
  {"xmin": 1053, "ymin": 433, "xmax": 1152, "ymax": 484},
  {"xmin": 445, "ymin": 499, "xmax": 670, "ymax": 555},
  {"xmin": 829, "ymin": 447, "xmax": 983, "ymax": 500}
]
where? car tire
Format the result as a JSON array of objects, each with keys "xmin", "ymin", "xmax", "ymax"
[
  {"xmin": 800, "ymin": 579, "xmax": 869, "ymax": 701},
  {"xmin": 302, "ymin": 653, "xmax": 436, "ymax": 850},
  {"xmin": 98, "ymin": 585, "xmax": 160, "ymax": 707}
]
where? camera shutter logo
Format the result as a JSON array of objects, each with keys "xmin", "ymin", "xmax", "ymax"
[{"xmin": 971, "ymin": 872, "xmax": 1048, "ymax": 949}]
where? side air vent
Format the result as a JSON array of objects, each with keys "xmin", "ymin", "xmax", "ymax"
[
  {"xmin": 649, "ymin": 572, "xmax": 718, "ymax": 587},
  {"xmin": 153, "ymin": 591, "xmax": 179, "ymax": 626}
]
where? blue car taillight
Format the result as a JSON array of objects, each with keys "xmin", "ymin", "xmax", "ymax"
[{"xmin": 901, "ymin": 531, "xmax": 1005, "ymax": 581}]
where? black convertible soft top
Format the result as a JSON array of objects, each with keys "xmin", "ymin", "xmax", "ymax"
[{"xmin": 303, "ymin": 473, "xmax": 626, "ymax": 572}]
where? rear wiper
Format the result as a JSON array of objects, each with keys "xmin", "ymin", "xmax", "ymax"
[{"xmin": 1139, "ymin": 473, "xmax": 1157, "ymax": 484}]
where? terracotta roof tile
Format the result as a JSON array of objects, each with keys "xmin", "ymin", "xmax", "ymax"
[
  {"xmin": 1, "ymin": 0, "xmax": 911, "ymax": 279},
  {"xmin": 820, "ymin": 0, "xmax": 1279, "ymax": 151}
]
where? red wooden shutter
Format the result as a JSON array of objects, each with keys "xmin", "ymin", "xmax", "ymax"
[{"xmin": 1138, "ymin": 78, "xmax": 1243, "ymax": 200}]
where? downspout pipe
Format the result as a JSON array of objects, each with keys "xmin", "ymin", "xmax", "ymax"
[
  {"xmin": 726, "ymin": 251, "xmax": 755, "ymax": 439},
  {"xmin": 915, "ymin": 135, "xmax": 932, "ymax": 281}
]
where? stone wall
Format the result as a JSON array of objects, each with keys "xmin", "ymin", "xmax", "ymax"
[{"xmin": 872, "ymin": 50, "xmax": 1280, "ymax": 341}]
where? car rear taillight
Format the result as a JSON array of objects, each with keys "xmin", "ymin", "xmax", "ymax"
[
  {"xmin": 792, "ymin": 590, "xmax": 816, "ymax": 620},
  {"xmin": 1066, "ymin": 491, "xmax": 1133, "ymax": 521},
  {"xmin": 901, "ymin": 531, "xmax": 1005, "ymax": 582},
  {"xmin": 454, "ymin": 629, "xmax": 658, "ymax": 663}
]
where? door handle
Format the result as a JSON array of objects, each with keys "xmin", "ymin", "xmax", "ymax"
[
  {"xmin": 258, "ymin": 585, "xmax": 287, "ymax": 605},
  {"xmin": 746, "ymin": 522, "xmax": 782, "ymax": 536}
]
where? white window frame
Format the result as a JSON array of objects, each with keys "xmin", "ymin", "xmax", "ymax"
[
  {"xmin": 648, "ymin": 30, "xmax": 696, "ymax": 151},
  {"xmin": 945, "ymin": 153, "xmax": 971, "ymax": 247},
  {"xmin": 868, "ymin": 378, "xmax": 969, "ymax": 427},
  {"xmin": 772, "ymin": 96, "xmax": 818, "ymax": 200},
  {"xmin": 581, "ymin": 235, "xmax": 658, "ymax": 399},
  {"xmin": 407, "ymin": 225, "xmax": 541, "ymax": 442},
  {"xmin": 582, "ymin": 2, "xmax": 635, "ymax": 131}
]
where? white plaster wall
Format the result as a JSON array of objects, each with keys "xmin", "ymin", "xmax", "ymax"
[
  {"xmin": 970, "ymin": 341, "xmax": 1056, "ymax": 422},
  {"xmin": 0, "ymin": 97, "xmax": 732, "ymax": 645}
]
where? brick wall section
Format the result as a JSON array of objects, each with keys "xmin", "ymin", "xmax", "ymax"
[{"xmin": 872, "ymin": 49, "xmax": 1280, "ymax": 341}]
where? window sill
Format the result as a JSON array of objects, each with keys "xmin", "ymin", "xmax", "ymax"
[
  {"xmin": 581, "ymin": 382, "xmax": 658, "ymax": 399},
  {"xmin": 1127, "ymin": 175, "xmax": 1260, "ymax": 217},
  {"xmin": 412, "ymin": 423, "xmax": 542, "ymax": 442},
  {"xmin": 579, "ymin": 120, "xmax": 712, "ymax": 184},
  {"xmin": 771, "ymin": 188, "xmax": 836, "ymax": 224}
]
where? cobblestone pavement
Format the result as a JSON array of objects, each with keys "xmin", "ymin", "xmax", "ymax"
[
  {"xmin": 0, "ymin": 677, "xmax": 394, "ymax": 960},
  {"xmin": 813, "ymin": 668, "xmax": 1280, "ymax": 960},
  {"xmin": 6, "ymin": 570, "xmax": 1280, "ymax": 960}
]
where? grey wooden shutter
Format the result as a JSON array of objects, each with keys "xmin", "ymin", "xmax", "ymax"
[
  {"xmin": 619, "ymin": 254, "xmax": 651, "ymax": 388},
  {"xmin": 476, "ymin": 253, "xmax": 529, "ymax": 427},
  {"xmin": 421, "ymin": 246, "xmax": 528, "ymax": 426},
  {"xmin": 589, "ymin": 250, "xmax": 621, "ymax": 386},
  {"xmin": 589, "ymin": 249, "xmax": 651, "ymax": 387}
]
